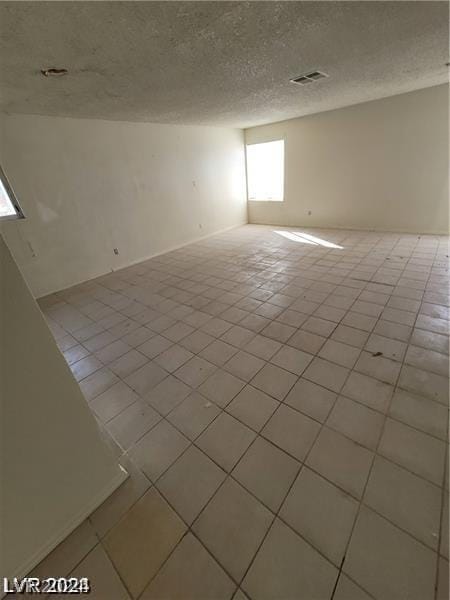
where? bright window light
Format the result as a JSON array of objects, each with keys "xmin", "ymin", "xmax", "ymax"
[
  {"xmin": 274, "ymin": 231, "xmax": 317, "ymax": 244},
  {"xmin": 274, "ymin": 230, "xmax": 343, "ymax": 249},
  {"xmin": 246, "ymin": 139, "xmax": 284, "ymax": 202},
  {"xmin": 0, "ymin": 166, "xmax": 24, "ymax": 221},
  {"xmin": 295, "ymin": 232, "xmax": 343, "ymax": 249}
]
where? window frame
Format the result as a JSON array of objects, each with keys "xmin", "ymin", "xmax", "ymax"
[
  {"xmin": 245, "ymin": 137, "xmax": 285, "ymax": 203},
  {"xmin": 0, "ymin": 164, "xmax": 25, "ymax": 221}
]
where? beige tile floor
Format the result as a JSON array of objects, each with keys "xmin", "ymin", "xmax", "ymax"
[{"xmin": 36, "ymin": 224, "xmax": 449, "ymax": 600}]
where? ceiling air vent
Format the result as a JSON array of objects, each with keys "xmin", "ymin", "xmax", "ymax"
[{"xmin": 290, "ymin": 71, "xmax": 328, "ymax": 85}]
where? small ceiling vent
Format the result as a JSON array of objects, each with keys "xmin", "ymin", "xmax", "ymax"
[
  {"xmin": 41, "ymin": 68, "xmax": 68, "ymax": 77},
  {"xmin": 290, "ymin": 71, "xmax": 328, "ymax": 85}
]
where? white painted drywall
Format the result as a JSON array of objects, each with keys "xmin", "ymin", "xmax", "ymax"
[
  {"xmin": 246, "ymin": 84, "xmax": 449, "ymax": 234},
  {"xmin": 0, "ymin": 235, "xmax": 126, "ymax": 579},
  {"xmin": 0, "ymin": 115, "xmax": 247, "ymax": 297}
]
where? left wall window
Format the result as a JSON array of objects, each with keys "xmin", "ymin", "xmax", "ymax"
[{"xmin": 0, "ymin": 165, "xmax": 24, "ymax": 220}]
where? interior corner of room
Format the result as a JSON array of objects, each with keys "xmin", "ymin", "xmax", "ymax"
[
  {"xmin": 0, "ymin": 1, "xmax": 449, "ymax": 597},
  {"xmin": 1, "ymin": 82, "xmax": 449, "ymax": 299}
]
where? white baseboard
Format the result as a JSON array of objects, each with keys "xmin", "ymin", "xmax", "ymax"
[
  {"xmin": 37, "ymin": 220, "xmax": 248, "ymax": 299},
  {"xmin": 8, "ymin": 465, "xmax": 128, "ymax": 583},
  {"xmin": 248, "ymin": 220, "xmax": 449, "ymax": 236},
  {"xmin": 114, "ymin": 220, "xmax": 249, "ymax": 275}
]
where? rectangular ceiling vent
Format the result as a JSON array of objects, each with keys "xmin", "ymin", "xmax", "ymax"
[{"xmin": 290, "ymin": 71, "xmax": 328, "ymax": 85}]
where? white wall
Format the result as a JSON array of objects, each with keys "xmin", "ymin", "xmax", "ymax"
[
  {"xmin": 0, "ymin": 115, "xmax": 247, "ymax": 297},
  {"xmin": 0, "ymin": 235, "xmax": 126, "ymax": 580},
  {"xmin": 246, "ymin": 84, "xmax": 448, "ymax": 234}
]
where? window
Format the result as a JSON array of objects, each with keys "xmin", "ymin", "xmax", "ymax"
[
  {"xmin": 246, "ymin": 139, "xmax": 284, "ymax": 202},
  {"xmin": 0, "ymin": 165, "xmax": 24, "ymax": 221}
]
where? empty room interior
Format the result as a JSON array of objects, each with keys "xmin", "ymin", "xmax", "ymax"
[{"xmin": 1, "ymin": 1, "xmax": 449, "ymax": 599}]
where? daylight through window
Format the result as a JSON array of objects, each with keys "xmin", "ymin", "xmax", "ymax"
[
  {"xmin": 0, "ymin": 166, "xmax": 24, "ymax": 220},
  {"xmin": 246, "ymin": 139, "xmax": 284, "ymax": 202}
]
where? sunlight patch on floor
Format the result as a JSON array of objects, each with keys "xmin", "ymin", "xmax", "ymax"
[{"xmin": 274, "ymin": 230, "xmax": 344, "ymax": 249}]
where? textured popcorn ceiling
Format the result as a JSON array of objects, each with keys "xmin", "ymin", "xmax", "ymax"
[{"xmin": 0, "ymin": 1, "xmax": 448, "ymax": 128}]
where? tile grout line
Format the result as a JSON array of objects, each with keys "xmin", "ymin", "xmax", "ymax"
[
  {"xmin": 40, "ymin": 227, "xmax": 449, "ymax": 599},
  {"xmin": 332, "ymin": 233, "xmax": 444, "ymax": 599}
]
